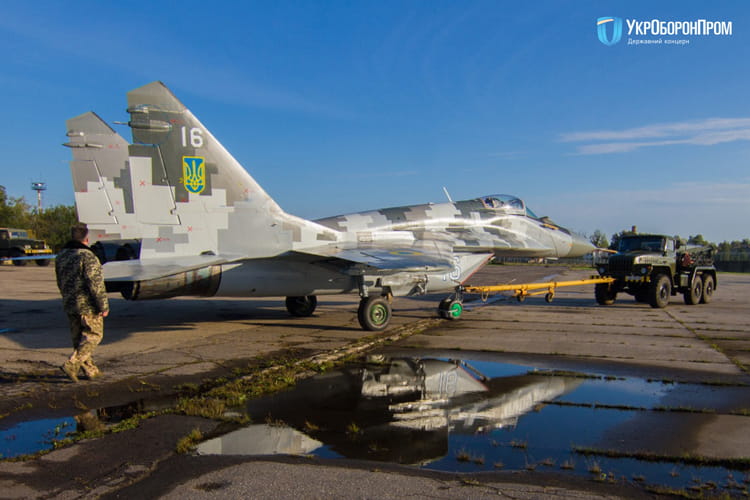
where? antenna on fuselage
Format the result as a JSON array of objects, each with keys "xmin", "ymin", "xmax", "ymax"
[{"xmin": 442, "ymin": 186, "xmax": 453, "ymax": 203}]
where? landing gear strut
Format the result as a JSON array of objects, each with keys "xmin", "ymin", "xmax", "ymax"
[
  {"xmin": 285, "ymin": 295, "xmax": 318, "ymax": 317},
  {"xmin": 358, "ymin": 295, "xmax": 392, "ymax": 331}
]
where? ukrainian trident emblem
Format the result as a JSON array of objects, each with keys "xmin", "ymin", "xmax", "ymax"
[{"xmin": 182, "ymin": 156, "xmax": 206, "ymax": 194}]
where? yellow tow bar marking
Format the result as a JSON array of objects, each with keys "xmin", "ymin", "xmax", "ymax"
[{"xmin": 463, "ymin": 277, "xmax": 616, "ymax": 300}]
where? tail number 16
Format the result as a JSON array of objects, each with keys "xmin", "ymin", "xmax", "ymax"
[{"xmin": 181, "ymin": 127, "xmax": 204, "ymax": 148}]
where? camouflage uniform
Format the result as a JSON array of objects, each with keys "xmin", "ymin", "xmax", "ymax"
[{"xmin": 55, "ymin": 241, "xmax": 109, "ymax": 381}]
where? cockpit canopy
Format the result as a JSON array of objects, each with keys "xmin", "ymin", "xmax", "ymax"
[{"xmin": 477, "ymin": 194, "xmax": 539, "ymax": 218}]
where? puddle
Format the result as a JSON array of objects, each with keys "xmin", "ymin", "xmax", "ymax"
[
  {"xmin": 0, "ymin": 398, "xmax": 174, "ymax": 459},
  {"xmin": 1, "ymin": 417, "xmax": 77, "ymax": 458},
  {"xmin": 4, "ymin": 353, "xmax": 750, "ymax": 495},
  {"xmin": 196, "ymin": 355, "xmax": 750, "ymax": 494}
]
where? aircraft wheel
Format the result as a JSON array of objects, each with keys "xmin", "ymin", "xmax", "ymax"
[
  {"xmin": 11, "ymin": 249, "xmax": 26, "ymax": 266},
  {"xmin": 701, "ymin": 275, "xmax": 715, "ymax": 304},
  {"xmin": 438, "ymin": 298, "xmax": 463, "ymax": 320},
  {"xmin": 516, "ymin": 294, "xmax": 526, "ymax": 303},
  {"xmin": 285, "ymin": 295, "xmax": 317, "ymax": 317},
  {"xmin": 683, "ymin": 276, "xmax": 702, "ymax": 306},
  {"xmin": 35, "ymin": 259, "xmax": 51, "ymax": 267},
  {"xmin": 545, "ymin": 293, "xmax": 554, "ymax": 303},
  {"xmin": 649, "ymin": 274, "xmax": 671, "ymax": 309},
  {"xmin": 358, "ymin": 296, "xmax": 392, "ymax": 331}
]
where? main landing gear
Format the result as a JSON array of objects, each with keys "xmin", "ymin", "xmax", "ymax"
[
  {"xmin": 285, "ymin": 296, "xmax": 318, "ymax": 317},
  {"xmin": 358, "ymin": 295, "xmax": 393, "ymax": 331}
]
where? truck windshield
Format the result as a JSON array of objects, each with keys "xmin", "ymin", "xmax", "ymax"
[
  {"xmin": 618, "ymin": 236, "xmax": 665, "ymax": 252},
  {"xmin": 9, "ymin": 230, "xmax": 29, "ymax": 238}
]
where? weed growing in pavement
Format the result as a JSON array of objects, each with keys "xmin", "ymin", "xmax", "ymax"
[{"xmin": 176, "ymin": 428, "xmax": 203, "ymax": 454}]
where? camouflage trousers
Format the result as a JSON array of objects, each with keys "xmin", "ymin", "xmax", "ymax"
[{"xmin": 66, "ymin": 313, "xmax": 104, "ymax": 376}]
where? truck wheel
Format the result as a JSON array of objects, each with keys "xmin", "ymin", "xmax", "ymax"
[
  {"xmin": 10, "ymin": 249, "xmax": 27, "ymax": 266},
  {"xmin": 595, "ymin": 283, "xmax": 616, "ymax": 305},
  {"xmin": 683, "ymin": 276, "xmax": 702, "ymax": 306},
  {"xmin": 701, "ymin": 275, "xmax": 715, "ymax": 304},
  {"xmin": 35, "ymin": 259, "xmax": 51, "ymax": 267},
  {"xmin": 649, "ymin": 274, "xmax": 671, "ymax": 309}
]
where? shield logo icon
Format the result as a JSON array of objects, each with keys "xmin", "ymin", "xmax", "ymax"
[
  {"xmin": 597, "ymin": 17, "xmax": 623, "ymax": 46},
  {"xmin": 182, "ymin": 156, "xmax": 206, "ymax": 194}
]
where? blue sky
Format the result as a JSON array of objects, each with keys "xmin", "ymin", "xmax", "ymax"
[{"xmin": 1, "ymin": 1, "xmax": 748, "ymax": 243}]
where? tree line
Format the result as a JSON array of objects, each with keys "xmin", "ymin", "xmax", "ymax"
[{"xmin": 0, "ymin": 186, "xmax": 78, "ymax": 251}]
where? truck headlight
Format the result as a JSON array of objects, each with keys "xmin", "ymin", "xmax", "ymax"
[
  {"xmin": 640, "ymin": 267, "xmax": 649, "ymax": 275},
  {"xmin": 598, "ymin": 266, "xmax": 606, "ymax": 274}
]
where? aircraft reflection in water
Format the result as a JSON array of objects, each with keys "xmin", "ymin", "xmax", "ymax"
[
  {"xmin": 196, "ymin": 357, "xmax": 582, "ymax": 465},
  {"xmin": 65, "ymin": 81, "xmax": 594, "ymax": 331}
]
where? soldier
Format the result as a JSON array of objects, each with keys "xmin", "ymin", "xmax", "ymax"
[{"xmin": 55, "ymin": 224, "xmax": 109, "ymax": 382}]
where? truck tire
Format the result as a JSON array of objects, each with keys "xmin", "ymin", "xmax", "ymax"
[
  {"xmin": 683, "ymin": 276, "xmax": 702, "ymax": 306},
  {"xmin": 595, "ymin": 283, "xmax": 616, "ymax": 305},
  {"xmin": 649, "ymin": 274, "xmax": 671, "ymax": 309},
  {"xmin": 10, "ymin": 249, "xmax": 27, "ymax": 266},
  {"xmin": 701, "ymin": 275, "xmax": 715, "ymax": 304}
]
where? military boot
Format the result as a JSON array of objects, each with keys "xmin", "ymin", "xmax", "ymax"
[
  {"xmin": 61, "ymin": 361, "xmax": 80, "ymax": 383},
  {"xmin": 83, "ymin": 363, "xmax": 102, "ymax": 380}
]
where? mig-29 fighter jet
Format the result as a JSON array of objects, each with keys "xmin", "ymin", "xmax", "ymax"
[{"xmin": 64, "ymin": 81, "xmax": 593, "ymax": 331}]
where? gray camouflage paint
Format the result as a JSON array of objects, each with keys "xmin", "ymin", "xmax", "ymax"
[{"xmin": 65, "ymin": 81, "xmax": 594, "ymax": 299}]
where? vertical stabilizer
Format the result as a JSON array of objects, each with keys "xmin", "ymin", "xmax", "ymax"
[
  {"xmin": 122, "ymin": 81, "xmax": 336, "ymax": 259},
  {"xmin": 64, "ymin": 112, "xmax": 140, "ymax": 240}
]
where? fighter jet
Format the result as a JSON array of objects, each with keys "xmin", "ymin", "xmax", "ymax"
[{"xmin": 64, "ymin": 81, "xmax": 594, "ymax": 331}]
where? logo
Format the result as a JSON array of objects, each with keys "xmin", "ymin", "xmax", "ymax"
[
  {"xmin": 182, "ymin": 156, "xmax": 206, "ymax": 194},
  {"xmin": 597, "ymin": 16, "xmax": 623, "ymax": 46}
]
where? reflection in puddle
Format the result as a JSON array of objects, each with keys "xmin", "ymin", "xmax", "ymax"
[
  {"xmin": 0, "ymin": 397, "xmax": 175, "ymax": 459},
  {"xmin": 197, "ymin": 425, "xmax": 322, "ymax": 455},
  {"xmin": 197, "ymin": 355, "xmax": 750, "ymax": 493},
  {"xmin": 0, "ymin": 417, "xmax": 76, "ymax": 458}
]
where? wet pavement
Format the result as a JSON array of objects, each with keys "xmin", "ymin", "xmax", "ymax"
[{"xmin": 1, "ymin": 264, "xmax": 749, "ymax": 498}]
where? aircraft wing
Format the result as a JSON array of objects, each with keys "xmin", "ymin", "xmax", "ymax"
[
  {"xmin": 295, "ymin": 240, "xmax": 456, "ymax": 274},
  {"xmin": 103, "ymin": 254, "xmax": 246, "ymax": 281}
]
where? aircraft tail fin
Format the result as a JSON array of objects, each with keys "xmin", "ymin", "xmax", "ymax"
[
  {"xmin": 121, "ymin": 81, "xmax": 335, "ymax": 259},
  {"xmin": 126, "ymin": 81, "xmax": 279, "ymax": 213},
  {"xmin": 64, "ymin": 112, "xmax": 134, "ymax": 236}
]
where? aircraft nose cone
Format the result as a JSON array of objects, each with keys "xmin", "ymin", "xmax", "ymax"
[{"xmin": 567, "ymin": 234, "xmax": 596, "ymax": 257}]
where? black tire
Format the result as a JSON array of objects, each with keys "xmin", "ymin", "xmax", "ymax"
[
  {"xmin": 35, "ymin": 258, "xmax": 51, "ymax": 267},
  {"xmin": 634, "ymin": 289, "xmax": 649, "ymax": 303},
  {"xmin": 595, "ymin": 283, "xmax": 616, "ymax": 305},
  {"xmin": 683, "ymin": 276, "xmax": 702, "ymax": 306},
  {"xmin": 285, "ymin": 296, "xmax": 317, "ymax": 317},
  {"xmin": 701, "ymin": 275, "xmax": 715, "ymax": 304},
  {"xmin": 649, "ymin": 274, "xmax": 671, "ymax": 309},
  {"xmin": 358, "ymin": 296, "xmax": 392, "ymax": 331},
  {"xmin": 10, "ymin": 249, "xmax": 27, "ymax": 266}
]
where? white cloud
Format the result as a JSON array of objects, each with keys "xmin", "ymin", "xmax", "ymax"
[{"xmin": 561, "ymin": 118, "xmax": 750, "ymax": 155}]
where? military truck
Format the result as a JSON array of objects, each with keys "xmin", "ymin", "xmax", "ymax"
[
  {"xmin": 594, "ymin": 234, "xmax": 716, "ymax": 308},
  {"xmin": 0, "ymin": 228, "xmax": 54, "ymax": 266}
]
